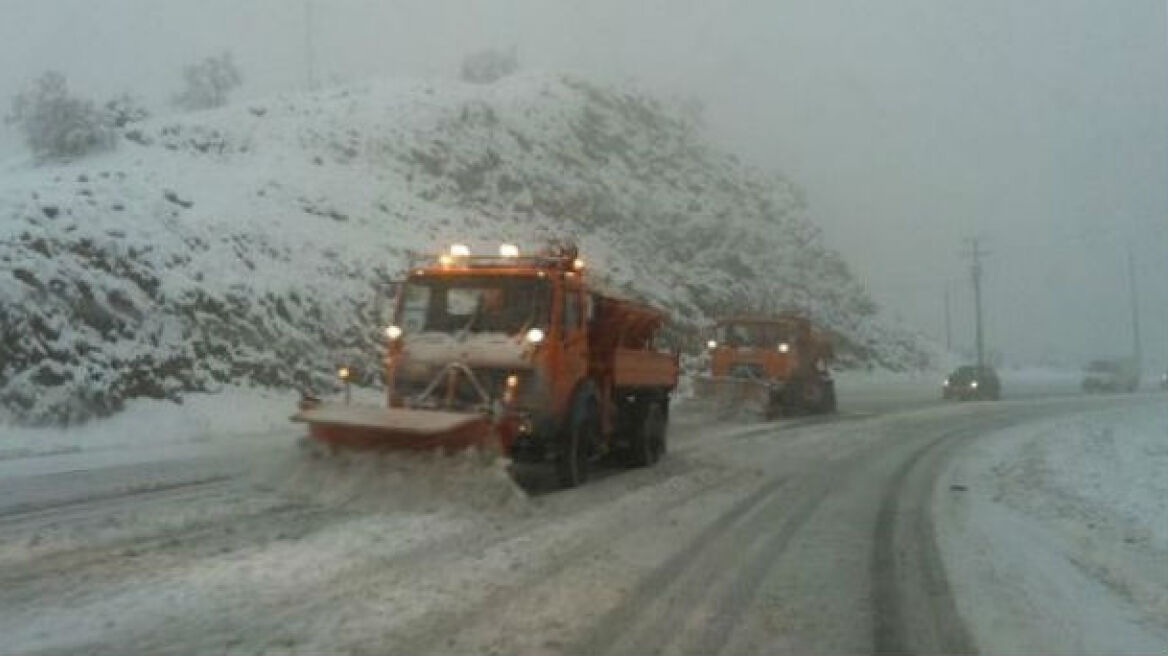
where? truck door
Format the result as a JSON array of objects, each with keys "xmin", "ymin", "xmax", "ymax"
[{"xmin": 556, "ymin": 279, "xmax": 589, "ymax": 414}]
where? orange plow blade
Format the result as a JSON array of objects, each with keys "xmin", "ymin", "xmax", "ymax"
[
  {"xmin": 690, "ymin": 375, "xmax": 772, "ymax": 416},
  {"xmin": 292, "ymin": 404, "xmax": 494, "ymax": 451}
]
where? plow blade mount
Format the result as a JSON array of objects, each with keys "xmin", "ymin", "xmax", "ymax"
[
  {"xmin": 690, "ymin": 375, "xmax": 772, "ymax": 416},
  {"xmin": 292, "ymin": 404, "xmax": 493, "ymax": 451}
]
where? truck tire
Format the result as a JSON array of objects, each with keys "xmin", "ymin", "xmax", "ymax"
[
  {"xmin": 820, "ymin": 380, "xmax": 837, "ymax": 414},
  {"xmin": 780, "ymin": 378, "xmax": 823, "ymax": 415},
  {"xmin": 628, "ymin": 401, "xmax": 665, "ymax": 467},
  {"xmin": 557, "ymin": 390, "xmax": 597, "ymax": 488},
  {"xmin": 656, "ymin": 401, "xmax": 669, "ymax": 456},
  {"xmin": 764, "ymin": 387, "xmax": 787, "ymax": 420}
]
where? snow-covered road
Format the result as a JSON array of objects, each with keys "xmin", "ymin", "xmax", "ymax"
[{"xmin": 0, "ymin": 383, "xmax": 1163, "ymax": 654}]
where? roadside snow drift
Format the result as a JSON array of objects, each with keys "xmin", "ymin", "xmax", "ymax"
[
  {"xmin": 937, "ymin": 401, "xmax": 1168, "ymax": 654},
  {"xmin": 0, "ymin": 72, "xmax": 927, "ymax": 424}
]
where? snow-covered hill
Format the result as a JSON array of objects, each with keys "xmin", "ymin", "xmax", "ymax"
[{"xmin": 0, "ymin": 72, "xmax": 929, "ymax": 424}]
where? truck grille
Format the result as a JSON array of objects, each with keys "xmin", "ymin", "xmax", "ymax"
[
  {"xmin": 394, "ymin": 366, "xmax": 526, "ymax": 410},
  {"xmin": 727, "ymin": 363, "xmax": 766, "ymax": 380}
]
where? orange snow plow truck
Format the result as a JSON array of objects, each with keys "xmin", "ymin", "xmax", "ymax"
[
  {"xmin": 693, "ymin": 314, "xmax": 836, "ymax": 418},
  {"xmin": 293, "ymin": 243, "xmax": 679, "ymax": 487}
]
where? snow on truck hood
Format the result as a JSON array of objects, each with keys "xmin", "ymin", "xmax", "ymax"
[{"xmin": 401, "ymin": 332, "xmax": 534, "ymax": 368}]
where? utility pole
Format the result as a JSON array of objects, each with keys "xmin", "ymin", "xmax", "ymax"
[
  {"xmin": 305, "ymin": 0, "xmax": 317, "ymax": 90},
  {"xmin": 944, "ymin": 282, "xmax": 952, "ymax": 352},
  {"xmin": 1127, "ymin": 244, "xmax": 1142, "ymax": 369},
  {"xmin": 966, "ymin": 238, "xmax": 989, "ymax": 367}
]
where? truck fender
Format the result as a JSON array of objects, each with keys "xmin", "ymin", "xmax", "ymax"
[
  {"xmin": 562, "ymin": 380, "xmax": 600, "ymax": 451},
  {"xmin": 555, "ymin": 380, "xmax": 600, "ymax": 488}
]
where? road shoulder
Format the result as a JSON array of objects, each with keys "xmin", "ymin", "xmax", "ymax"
[{"xmin": 934, "ymin": 400, "xmax": 1168, "ymax": 654}]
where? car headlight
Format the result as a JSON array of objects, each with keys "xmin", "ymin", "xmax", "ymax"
[
  {"xmin": 778, "ymin": 342, "xmax": 790, "ymax": 353},
  {"xmin": 970, "ymin": 380, "xmax": 979, "ymax": 389},
  {"xmin": 385, "ymin": 324, "xmax": 403, "ymax": 340},
  {"xmin": 707, "ymin": 339, "xmax": 718, "ymax": 350}
]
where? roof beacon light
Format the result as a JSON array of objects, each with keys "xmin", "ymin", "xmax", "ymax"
[
  {"xmin": 450, "ymin": 244, "xmax": 471, "ymax": 257},
  {"xmin": 499, "ymin": 243, "xmax": 520, "ymax": 258}
]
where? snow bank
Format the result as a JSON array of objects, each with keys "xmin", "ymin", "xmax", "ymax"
[
  {"xmin": 937, "ymin": 401, "xmax": 1168, "ymax": 652},
  {"xmin": 0, "ymin": 386, "xmax": 293, "ymax": 460}
]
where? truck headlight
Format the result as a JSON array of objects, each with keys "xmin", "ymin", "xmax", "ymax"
[
  {"xmin": 525, "ymin": 328, "xmax": 545, "ymax": 344},
  {"xmin": 385, "ymin": 325, "xmax": 402, "ymax": 340},
  {"xmin": 707, "ymin": 339, "xmax": 718, "ymax": 350},
  {"xmin": 778, "ymin": 342, "xmax": 790, "ymax": 353},
  {"xmin": 504, "ymin": 374, "xmax": 520, "ymax": 403}
]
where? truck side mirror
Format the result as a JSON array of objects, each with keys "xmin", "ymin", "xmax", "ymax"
[{"xmin": 372, "ymin": 281, "xmax": 405, "ymax": 340}]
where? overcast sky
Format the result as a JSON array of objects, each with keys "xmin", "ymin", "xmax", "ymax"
[{"xmin": 2, "ymin": 0, "xmax": 1165, "ymax": 369}]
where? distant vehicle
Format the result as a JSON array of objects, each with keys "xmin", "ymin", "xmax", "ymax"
[
  {"xmin": 942, "ymin": 365, "xmax": 1001, "ymax": 401},
  {"xmin": 693, "ymin": 314, "xmax": 836, "ymax": 418},
  {"xmin": 1081, "ymin": 359, "xmax": 1140, "ymax": 393}
]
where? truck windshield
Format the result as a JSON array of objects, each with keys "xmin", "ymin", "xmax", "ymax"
[
  {"xmin": 716, "ymin": 322, "xmax": 792, "ymax": 347},
  {"xmin": 399, "ymin": 275, "xmax": 550, "ymax": 337}
]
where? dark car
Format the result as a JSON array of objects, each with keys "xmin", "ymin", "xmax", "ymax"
[
  {"xmin": 1081, "ymin": 359, "xmax": 1139, "ymax": 393},
  {"xmin": 943, "ymin": 365, "xmax": 1001, "ymax": 401}
]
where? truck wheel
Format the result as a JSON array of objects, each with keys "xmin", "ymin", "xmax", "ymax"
[
  {"xmin": 628, "ymin": 402, "xmax": 665, "ymax": 467},
  {"xmin": 802, "ymin": 379, "xmax": 825, "ymax": 412},
  {"xmin": 557, "ymin": 393, "xmax": 597, "ymax": 488},
  {"xmin": 764, "ymin": 387, "xmax": 787, "ymax": 420},
  {"xmin": 655, "ymin": 402, "xmax": 669, "ymax": 457},
  {"xmin": 820, "ymin": 380, "xmax": 837, "ymax": 414}
]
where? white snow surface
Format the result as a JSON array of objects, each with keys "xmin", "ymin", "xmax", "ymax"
[
  {"xmin": 0, "ymin": 375, "xmax": 1162, "ymax": 653},
  {"xmin": 937, "ymin": 400, "xmax": 1168, "ymax": 653},
  {"xmin": 0, "ymin": 71, "xmax": 926, "ymax": 425},
  {"xmin": 0, "ymin": 386, "xmax": 292, "ymax": 461}
]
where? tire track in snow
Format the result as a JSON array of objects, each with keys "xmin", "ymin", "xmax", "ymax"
[
  {"xmin": 375, "ymin": 466, "xmax": 754, "ymax": 655},
  {"xmin": 0, "ymin": 475, "xmax": 232, "ymax": 523},
  {"xmin": 564, "ymin": 471, "xmax": 838, "ymax": 656},
  {"xmin": 870, "ymin": 412, "xmax": 1055, "ymax": 655}
]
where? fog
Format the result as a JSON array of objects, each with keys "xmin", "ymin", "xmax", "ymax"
[{"xmin": 2, "ymin": 0, "xmax": 1165, "ymax": 370}]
